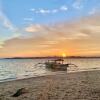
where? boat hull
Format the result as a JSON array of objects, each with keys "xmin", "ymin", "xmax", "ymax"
[{"xmin": 45, "ymin": 62, "xmax": 68, "ymax": 71}]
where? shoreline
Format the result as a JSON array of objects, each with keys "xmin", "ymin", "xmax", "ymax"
[
  {"xmin": 0, "ymin": 70, "xmax": 100, "ymax": 99},
  {"xmin": 0, "ymin": 68, "xmax": 100, "ymax": 83}
]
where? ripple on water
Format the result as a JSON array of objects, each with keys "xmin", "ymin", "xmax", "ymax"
[{"xmin": 0, "ymin": 58, "xmax": 100, "ymax": 82}]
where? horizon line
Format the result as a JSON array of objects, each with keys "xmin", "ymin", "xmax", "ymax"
[{"xmin": 2, "ymin": 56, "xmax": 100, "ymax": 59}]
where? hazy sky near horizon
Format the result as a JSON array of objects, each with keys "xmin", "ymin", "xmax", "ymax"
[{"xmin": 0, "ymin": 0, "xmax": 100, "ymax": 57}]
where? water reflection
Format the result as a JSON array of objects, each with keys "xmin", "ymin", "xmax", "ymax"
[{"xmin": 0, "ymin": 58, "xmax": 100, "ymax": 82}]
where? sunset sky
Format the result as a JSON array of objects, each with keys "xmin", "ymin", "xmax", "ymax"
[{"xmin": 0, "ymin": 0, "xmax": 100, "ymax": 58}]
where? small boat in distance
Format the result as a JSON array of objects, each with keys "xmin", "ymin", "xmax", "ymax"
[{"xmin": 45, "ymin": 58, "xmax": 77, "ymax": 71}]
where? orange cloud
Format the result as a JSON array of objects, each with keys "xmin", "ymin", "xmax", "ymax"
[{"xmin": 0, "ymin": 14, "xmax": 100, "ymax": 57}]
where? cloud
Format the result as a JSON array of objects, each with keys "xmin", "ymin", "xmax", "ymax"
[
  {"xmin": 24, "ymin": 14, "xmax": 100, "ymax": 45},
  {"xmin": 24, "ymin": 18, "xmax": 33, "ymax": 21},
  {"xmin": 30, "ymin": 5, "xmax": 68, "ymax": 15},
  {"xmin": 0, "ymin": 9, "xmax": 23, "ymax": 39},
  {"xmin": 88, "ymin": 8, "xmax": 99, "ymax": 15},
  {"xmin": 0, "ymin": 8, "xmax": 34, "ymax": 42},
  {"xmin": 25, "ymin": 24, "xmax": 44, "ymax": 33},
  {"xmin": 0, "ymin": 14, "xmax": 100, "ymax": 57},
  {"xmin": 60, "ymin": 5, "xmax": 68, "ymax": 11},
  {"xmin": 37, "ymin": 9, "xmax": 50, "ymax": 14},
  {"xmin": 0, "ymin": 9, "xmax": 34, "ymax": 53},
  {"xmin": 24, "ymin": 20, "xmax": 91, "ymax": 40},
  {"xmin": 72, "ymin": 0, "xmax": 83, "ymax": 9},
  {"xmin": 0, "ymin": 40, "xmax": 4, "ymax": 48},
  {"xmin": 52, "ymin": 9, "xmax": 58, "ymax": 13},
  {"xmin": 0, "ymin": 10, "xmax": 14, "ymax": 30},
  {"xmin": 30, "ymin": 8, "xmax": 35, "ymax": 12},
  {"xmin": 0, "ymin": 9, "xmax": 23, "ymax": 49},
  {"xmin": 30, "ymin": 8, "xmax": 51, "ymax": 14}
]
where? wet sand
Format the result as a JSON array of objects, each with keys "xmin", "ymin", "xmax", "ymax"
[{"xmin": 0, "ymin": 70, "xmax": 100, "ymax": 100}]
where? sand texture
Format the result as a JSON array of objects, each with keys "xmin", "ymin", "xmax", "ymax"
[{"xmin": 0, "ymin": 70, "xmax": 100, "ymax": 100}]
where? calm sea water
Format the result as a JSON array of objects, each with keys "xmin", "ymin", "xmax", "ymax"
[{"xmin": 0, "ymin": 58, "xmax": 100, "ymax": 82}]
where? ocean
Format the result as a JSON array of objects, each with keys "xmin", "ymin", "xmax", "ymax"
[{"xmin": 0, "ymin": 58, "xmax": 100, "ymax": 82}]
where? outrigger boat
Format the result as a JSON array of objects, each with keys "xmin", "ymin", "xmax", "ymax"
[{"xmin": 45, "ymin": 58, "xmax": 77, "ymax": 71}]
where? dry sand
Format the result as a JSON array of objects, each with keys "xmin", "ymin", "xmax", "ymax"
[{"xmin": 0, "ymin": 70, "xmax": 100, "ymax": 100}]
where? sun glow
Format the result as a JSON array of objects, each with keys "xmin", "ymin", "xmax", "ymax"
[{"xmin": 62, "ymin": 53, "xmax": 66, "ymax": 57}]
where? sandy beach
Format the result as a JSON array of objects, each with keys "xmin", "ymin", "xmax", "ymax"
[{"xmin": 0, "ymin": 70, "xmax": 100, "ymax": 100}]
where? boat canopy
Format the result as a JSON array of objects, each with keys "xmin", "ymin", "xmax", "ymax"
[{"xmin": 54, "ymin": 58, "xmax": 64, "ymax": 61}]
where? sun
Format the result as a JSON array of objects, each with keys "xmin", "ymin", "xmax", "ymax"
[{"xmin": 62, "ymin": 53, "xmax": 66, "ymax": 57}]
